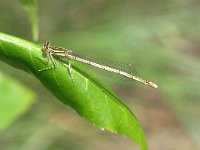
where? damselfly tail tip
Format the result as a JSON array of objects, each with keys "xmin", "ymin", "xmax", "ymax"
[{"xmin": 148, "ymin": 82, "xmax": 158, "ymax": 88}]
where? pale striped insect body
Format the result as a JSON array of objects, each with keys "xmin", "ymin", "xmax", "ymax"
[{"xmin": 39, "ymin": 41, "xmax": 158, "ymax": 88}]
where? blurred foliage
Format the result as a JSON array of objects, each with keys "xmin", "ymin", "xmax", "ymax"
[
  {"xmin": 0, "ymin": 0, "xmax": 200, "ymax": 150},
  {"xmin": 18, "ymin": 0, "xmax": 38, "ymax": 41},
  {"xmin": 0, "ymin": 72, "xmax": 35, "ymax": 131}
]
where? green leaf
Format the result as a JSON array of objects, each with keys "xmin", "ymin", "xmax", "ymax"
[
  {"xmin": 0, "ymin": 72, "xmax": 35, "ymax": 131},
  {"xmin": 0, "ymin": 32, "xmax": 147, "ymax": 150},
  {"xmin": 18, "ymin": 0, "xmax": 39, "ymax": 41}
]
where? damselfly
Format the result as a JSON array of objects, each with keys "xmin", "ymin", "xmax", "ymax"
[{"xmin": 38, "ymin": 41, "xmax": 158, "ymax": 88}]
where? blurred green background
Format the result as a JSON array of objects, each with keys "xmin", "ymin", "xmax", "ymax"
[{"xmin": 0, "ymin": 0, "xmax": 200, "ymax": 150}]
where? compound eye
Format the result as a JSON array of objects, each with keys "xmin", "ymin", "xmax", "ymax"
[
  {"xmin": 46, "ymin": 41, "xmax": 50, "ymax": 45},
  {"xmin": 43, "ymin": 41, "xmax": 51, "ymax": 52}
]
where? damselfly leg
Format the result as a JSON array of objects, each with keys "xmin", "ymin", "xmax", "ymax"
[
  {"xmin": 38, "ymin": 51, "xmax": 57, "ymax": 72},
  {"xmin": 54, "ymin": 56, "xmax": 74, "ymax": 81}
]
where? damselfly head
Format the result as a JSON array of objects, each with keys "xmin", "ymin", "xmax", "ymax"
[{"xmin": 42, "ymin": 41, "xmax": 51, "ymax": 54}]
